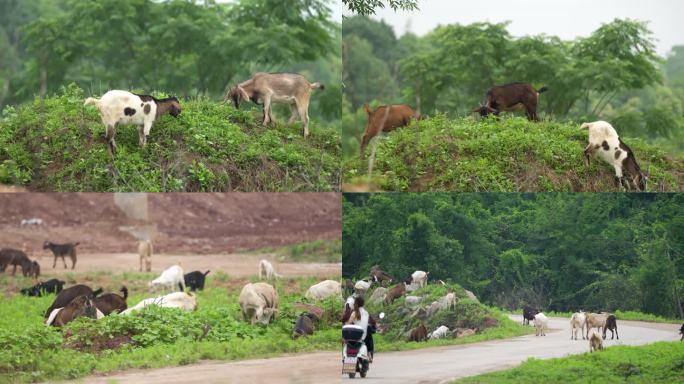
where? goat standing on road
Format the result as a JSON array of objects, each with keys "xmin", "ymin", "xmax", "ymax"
[{"xmin": 44, "ymin": 240, "xmax": 79, "ymax": 269}]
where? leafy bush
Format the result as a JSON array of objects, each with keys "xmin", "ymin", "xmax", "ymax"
[
  {"xmin": 343, "ymin": 115, "xmax": 684, "ymax": 192},
  {"xmin": 0, "ymin": 84, "xmax": 341, "ymax": 192}
]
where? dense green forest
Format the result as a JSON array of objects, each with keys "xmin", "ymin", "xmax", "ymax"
[
  {"xmin": 343, "ymin": 193, "xmax": 684, "ymax": 318},
  {"xmin": 342, "ymin": 16, "xmax": 684, "ymax": 158},
  {"xmin": 0, "ymin": 0, "xmax": 341, "ymax": 123}
]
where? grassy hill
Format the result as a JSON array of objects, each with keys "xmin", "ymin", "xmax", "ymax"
[
  {"xmin": 0, "ymin": 85, "xmax": 340, "ymax": 192},
  {"xmin": 365, "ymin": 283, "xmax": 533, "ymax": 352},
  {"xmin": 343, "ymin": 115, "xmax": 683, "ymax": 192}
]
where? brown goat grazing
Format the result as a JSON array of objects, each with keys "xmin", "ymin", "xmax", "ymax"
[
  {"xmin": 603, "ymin": 315, "xmax": 619, "ymax": 340},
  {"xmin": 51, "ymin": 295, "xmax": 99, "ymax": 327},
  {"xmin": 473, "ymin": 82, "xmax": 548, "ymax": 121},
  {"xmin": 0, "ymin": 248, "xmax": 39, "ymax": 278},
  {"xmin": 409, "ymin": 323, "xmax": 428, "ymax": 342},
  {"xmin": 369, "ymin": 265, "xmax": 394, "ymax": 286},
  {"xmin": 384, "ymin": 282, "xmax": 406, "ymax": 305},
  {"xmin": 360, "ymin": 104, "xmax": 420, "ymax": 157},
  {"xmin": 44, "ymin": 284, "xmax": 103, "ymax": 318},
  {"xmin": 225, "ymin": 72, "xmax": 323, "ymax": 137},
  {"xmin": 93, "ymin": 287, "xmax": 128, "ymax": 315},
  {"xmin": 44, "ymin": 241, "xmax": 79, "ymax": 269}
]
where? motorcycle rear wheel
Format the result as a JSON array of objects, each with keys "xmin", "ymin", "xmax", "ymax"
[{"xmin": 348, "ymin": 373, "xmax": 356, "ymax": 378}]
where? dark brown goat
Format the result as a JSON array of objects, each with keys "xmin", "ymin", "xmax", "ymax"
[
  {"xmin": 384, "ymin": 282, "xmax": 406, "ymax": 305},
  {"xmin": 360, "ymin": 104, "xmax": 420, "ymax": 156},
  {"xmin": 0, "ymin": 248, "xmax": 39, "ymax": 277},
  {"xmin": 369, "ymin": 265, "xmax": 393, "ymax": 286},
  {"xmin": 679, "ymin": 324, "xmax": 683, "ymax": 341},
  {"xmin": 523, "ymin": 305, "xmax": 539, "ymax": 326},
  {"xmin": 603, "ymin": 315, "xmax": 619, "ymax": 340},
  {"xmin": 93, "ymin": 286, "xmax": 128, "ymax": 315},
  {"xmin": 51, "ymin": 295, "xmax": 99, "ymax": 327},
  {"xmin": 409, "ymin": 323, "xmax": 428, "ymax": 342},
  {"xmin": 44, "ymin": 284, "xmax": 102, "ymax": 318},
  {"xmin": 474, "ymin": 83, "xmax": 547, "ymax": 121},
  {"xmin": 43, "ymin": 240, "xmax": 79, "ymax": 269}
]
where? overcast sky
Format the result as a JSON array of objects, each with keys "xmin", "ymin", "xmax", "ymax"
[{"xmin": 369, "ymin": 0, "xmax": 684, "ymax": 57}]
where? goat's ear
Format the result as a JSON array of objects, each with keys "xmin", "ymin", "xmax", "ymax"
[
  {"xmin": 363, "ymin": 103, "xmax": 371, "ymax": 115},
  {"xmin": 238, "ymin": 86, "xmax": 250, "ymax": 102},
  {"xmin": 471, "ymin": 106, "xmax": 481, "ymax": 113}
]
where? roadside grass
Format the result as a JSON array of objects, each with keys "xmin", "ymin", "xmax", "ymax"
[
  {"xmin": 343, "ymin": 114, "xmax": 684, "ymax": 192},
  {"xmin": 0, "ymin": 84, "xmax": 341, "ymax": 192},
  {"xmin": 0, "ymin": 273, "xmax": 340, "ymax": 383},
  {"xmin": 248, "ymin": 239, "xmax": 342, "ymax": 263},
  {"xmin": 455, "ymin": 341, "xmax": 684, "ymax": 383},
  {"xmin": 508, "ymin": 309, "xmax": 683, "ymax": 324}
]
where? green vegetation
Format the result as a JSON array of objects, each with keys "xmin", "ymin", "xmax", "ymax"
[
  {"xmin": 343, "ymin": 193, "xmax": 684, "ymax": 319},
  {"xmin": 0, "ymin": 273, "xmax": 340, "ymax": 383},
  {"xmin": 343, "ymin": 115, "xmax": 683, "ymax": 192},
  {"xmin": 0, "ymin": 85, "xmax": 340, "ymax": 192},
  {"xmin": 343, "ymin": 0, "xmax": 419, "ymax": 16},
  {"xmin": 249, "ymin": 239, "xmax": 342, "ymax": 263},
  {"xmin": 363, "ymin": 283, "xmax": 534, "ymax": 352},
  {"xmin": 342, "ymin": 15, "xmax": 684, "ymax": 191},
  {"xmin": 456, "ymin": 342, "xmax": 684, "ymax": 383}
]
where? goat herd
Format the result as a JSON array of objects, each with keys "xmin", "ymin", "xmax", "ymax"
[
  {"xmin": 523, "ymin": 307, "xmax": 619, "ymax": 353},
  {"xmin": 3, "ymin": 245, "xmax": 347, "ymax": 340},
  {"xmin": 83, "ymin": 72, "xmax": 324, "ymax": 155},
  {"xmin": 361, "ymin": 82, "xmax": 648, "ymax": 191}
]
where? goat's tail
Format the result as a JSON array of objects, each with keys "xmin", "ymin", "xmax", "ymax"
[
  {"xmin": 204, "ymin": 270, "xmax": 211, "ymax": 277},
  {"xmin": 310, "ymin": 82, "xmax": 324, "ymax": 90},
  {"xmin": 580, "ymin": 122, "xmax": 591, "ymax": 130},
  {"xmin": 84, "ymin": 97, "xmax": 100, "ymax": 107},
  {"xmin": 120, "ymin": 286, "xmax": 128, "ymax": 300},
  {"xmin": 537, "ymin": 86, "xmax": 548, "ymax": 94},
  {"xmin": 93, "ymin": 287, "xmax": 103, "ymax": 297},
  {"xmin": 73, "ymin": 242, "xmax": 80, "ymax": 247}
]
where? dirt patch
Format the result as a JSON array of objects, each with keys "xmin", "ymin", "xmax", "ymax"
[{"xmin": 0, "ymin": 193, "xmax": 341, "ymax": 256}]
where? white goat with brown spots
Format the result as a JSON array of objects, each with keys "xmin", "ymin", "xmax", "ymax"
[
  {"xmin": 581, "ymin": 121, "xmax": 647, "ymax": 191},
  {"xmin": 84, "ymin": 90, "xmax": 181, "ymax": 154},
  {"xmin": 225, "ymin": 73, "xmax": 323, "ymax": 137}
]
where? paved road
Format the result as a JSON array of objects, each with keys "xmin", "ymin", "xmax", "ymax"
[{"xmin": 75, "ymin": 315, "xmax": 681, "ymax": 384}]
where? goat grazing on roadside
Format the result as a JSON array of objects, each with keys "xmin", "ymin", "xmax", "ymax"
[
  {"xmin": 85, "ymin": 90, "xmax": 181, "ymax": 154},
  {"xmin": 138, "ymin": 240, "xmax": 153, "ymax": 272},
  {"xmin": 580, "ymin": 120, "xmax": 647, "ymax": 191},
  {"xmin": 184, "ymin": 270, "xmax": 211, "ymax": 291},
  {"xmin": 93, "ymin": 287, "xmax": 128, "ymax": 315},
  {"xmin": 149, "ymin": 265, "xmax": 186, "ymax": 292},
  {"xmin": 473, "ymin": 82, "xmax": 547, "ymax": 121},
  {"xmin": 225, "ymin": 72, "xmax": 323, "ymax": 137},
  {"xmin": 589, "ymin": 331, "xmax": 603, "ymax": 352},
  {"xmin": 44, "ymin": 284, "xmax": 103, "ymax": 318},
  {"xmin": 570, "ymin": 311, "xmax": 586, "ymax": 340},
  {"xmin": 21, "ymin": 279, "xmax": 65, "ymax": 296},
  {"xmin": 523, "ymin": 305, "xmax": 539, "ymax": 326},
  {"xmin": 43, "ymin": 240, "xmax": 79, "ymax": 269},
  {"xmin": 360, "ymin": 104, "xmax": 420, "ymax": 157},
  {"xmin": 0, "ymin": 248, "xmax": 40, "ymax": 277},
  {"xmin": 534, "ymin": 312, "xmax": 548, "ymax": 336}
]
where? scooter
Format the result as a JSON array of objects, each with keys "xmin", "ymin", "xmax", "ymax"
[{"xmin": 342, "ymin": 324, "xmax": 369, "ymax": 378}]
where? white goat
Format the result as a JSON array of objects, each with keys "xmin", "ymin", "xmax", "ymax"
[
  {"xmin": 225, "ymin": 73, "xmax": 324, "ymax": 137},
  {"xmin": 570, "ymin": 311, "xmax": 586, "ymax": 340},
  {"xmin": 121, "ymin": 292, "xmax": 197, "ymax": 316},
  {"xmin": 581, "ymin": 121, "xmax": 647, "ymax": 191},
  {"xmin": 428, "ymin": 325, "xmax": 450, "ymax": 340},
  {"xmin": 305, "ymin": 280, "xmax": 342, "ymax": 300},
  {"xmin": 534, "ymin": 312, "xmax": 548, "ymax": 336},
  {"xmin": 258, "ymin": 259, "xmax": 282, "ymax": 280},
  {"xmin": 411, "ymin": 271, "xmax": 429, "ymax": 288},
  {"xmin": 354, "ymin": 279, "xmax": 371, "ymax": 295},
  {"xmin": 84, "ymin": 90, "xmax": 181, "ymax": 154},
  {"xmin": 148, "ymin": 265, "xmax": 185, "ymax": 292}
]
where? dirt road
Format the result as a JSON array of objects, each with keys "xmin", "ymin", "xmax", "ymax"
[
  {"xmin": 75, "ymin": 315, "xmax": 680, "ymax": 384},
  {"xmin": 33, "ymin": 252, "xmax": 340, "ymax": 278}
]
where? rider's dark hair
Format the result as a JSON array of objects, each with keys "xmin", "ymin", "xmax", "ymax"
[{"xmin": 353, "ymin": 296, "xmax": 365, "ymax": 321}]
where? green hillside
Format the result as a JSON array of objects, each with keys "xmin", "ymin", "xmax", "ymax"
[
  {"xmin": 0, "ymin": 85, "xmax": 340, "ymax": 192},
  {"xmin": 343, "ymin": 115, "xmax": 683, "ymax": 192}
]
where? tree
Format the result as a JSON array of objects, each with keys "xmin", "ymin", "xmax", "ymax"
[{"xmin": 343, "ymin": 0, "xmax": 418, "ymax": 15}]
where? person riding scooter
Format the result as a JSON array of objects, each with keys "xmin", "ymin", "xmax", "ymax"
[{"xmin": 343, "ymin": 296, "xmax": 378, "ymax": 362}]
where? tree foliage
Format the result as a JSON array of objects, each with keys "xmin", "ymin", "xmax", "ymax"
[
  {"xmin": 343, "ymin": 193, "xmax": 684, "ymax": 318},
  {"xmin": 343, "ymin": 0, "xmax": 418, "ymax": 15}
]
